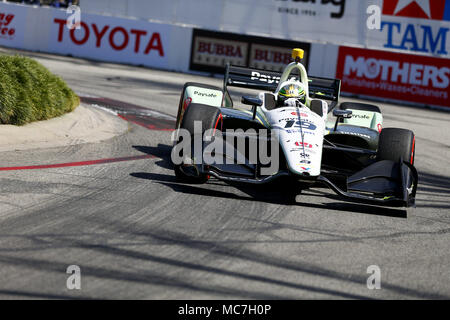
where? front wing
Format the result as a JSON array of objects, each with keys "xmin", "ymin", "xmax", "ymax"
[{"xmin": 178, "ymin": 134, "xmax": 418, "ymax": 208}]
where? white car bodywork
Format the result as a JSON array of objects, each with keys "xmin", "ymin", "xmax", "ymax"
[
  {"xmin": 264, "ymin": 105, "xmax": 325, "ymax": 177},
  {"xmin": 260, "ymin": 61, "xmax": 328, "ymax": 177}
]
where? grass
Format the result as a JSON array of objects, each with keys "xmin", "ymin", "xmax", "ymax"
[{"xmin": 0, "ymin": 55, "xmax": 79, "ymax": 126}]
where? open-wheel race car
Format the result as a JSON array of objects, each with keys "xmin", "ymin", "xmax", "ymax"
[{"xmin": 171, "ymin": 49, "xmax": 418, "ymax": 208}]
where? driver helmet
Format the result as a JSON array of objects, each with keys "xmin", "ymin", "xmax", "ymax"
[{"xmin": 277, "ymin": 81, "xmax": 306, "ymax": 106}]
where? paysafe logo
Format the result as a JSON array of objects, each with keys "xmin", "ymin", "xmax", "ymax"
[{"xmin": 371, "ymin": 0, "xmax": 450, "ymax": 55}]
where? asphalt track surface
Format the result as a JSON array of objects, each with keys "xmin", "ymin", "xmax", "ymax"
[{"xmin": 0, "ymin": 48, "xmax": 449, "ymax": 299}]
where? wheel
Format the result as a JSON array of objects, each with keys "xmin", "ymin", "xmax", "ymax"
[
  {"xmin": 179, "ymin": 103, "xmax": 222, "ymax": 137},
  {"xmin": 176, "ymin": 82, "xmax": 223, "ymax": 128},
  {"xmin": 341, "ymin": 102, "xmax": 381, "ymax": 113},
  {"xmin": 174, "ymin": 103, "xmax": 222, "ymax": 183},
  {"xmin": 377, "ymin": 128, "xmax": 415, "ymax": 165}
]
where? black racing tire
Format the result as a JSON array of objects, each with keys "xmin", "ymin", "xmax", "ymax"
[
  {"xmin": 179, "ymin": 103, "xmax": 222, "ymax": 137},
  {"xmin": 176, "ymin": 82, "xmax": 223, "ymax": 129},
  {"xmin": 341, "ymin": 102, "xmax": 381, "ymax": 114},
  {"xmin": 377, "ymin": 128, "xmax": 415, "ymax": 165},
  {"xmin": 174, "ymin": 103, "xmax": 222, "ymax": 183}
]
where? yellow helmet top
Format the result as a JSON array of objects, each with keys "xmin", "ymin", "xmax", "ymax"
[{"xmin": 292, "ymin": 48, "xmax": 304, "ymax": 61}]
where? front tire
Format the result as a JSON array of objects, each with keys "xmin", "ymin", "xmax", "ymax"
[
  {"xmin": 174, "ymin": 103, "xmax": 222, "ymax": 183},
  {"xmin": 377, "ymin": 128, "xmax": 415, "ymax": 165}
]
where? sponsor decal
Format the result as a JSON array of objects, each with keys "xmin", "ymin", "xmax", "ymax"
[
  {"xmin": 380, "ymin": 0, "xmax": 450, "ymax": 56},
  {"xmin": 300, "ymin": 167, "xmax": 311, "ymax": 171},
  {"xmin": 295, "ymin": 141, "xmax": 313, "ymax": 148},
  {"xmin": 275, "ymin": 0, "xmax": 347, "ymax": 19},
  {"xmin": 251, "ymin": 71, "xmax": 281, "ymax": 84},
  {"xmin": 299, "ymin": 153, "xmax": 311, "ymax": 158},
  {"xmin": 336, "ymin": 46, "xmax": 450, "ymax": 107},
  {"xmin": 377, "ymin": 123, "xmax": 383, "ymax": 133},
  {"xmin": 300, "ymin": 160, "xmax": 312, "ymax": 164},
  {"xmin": 194, "ymin": 91, "xmax": 218, "ymax": 98},
  {"xmin": 290, "ymin": 147, "xmax": 316, "ymax": 153},
  {"xmin": 291, "ymin": 112, "xmax": 309, "ymax": 117},
  {"xmin": 305, "ymin": 148, "xmax": 318, "ymax": 155},
  {"xmin": 279, "ymin": 117, "xmax": 302, "ymax": 122},
  {"xmin": 338, "ymin": 131, "xmax": 372, "ymax": 140},
  {"xmin": 183, "ymin": 97, "xmax": 192, "ymax": 111},
  {"xmin": 283, "ymin": 119, "xmax": 317, "ymax": 130},
  {"xmin": 352, "ymin": 114, "xmax": 371, "ymax": 119},
  {"xmin": 286, "ymin": 129, "xmax": 316, "ymax": 135}
]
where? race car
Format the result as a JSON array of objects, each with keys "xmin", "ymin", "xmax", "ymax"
[{"xmin": 171, "ymin": 49, "xmax": 418, "ymax": 208}]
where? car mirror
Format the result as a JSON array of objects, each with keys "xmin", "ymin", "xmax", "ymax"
[
  {"xmin": 241, "ymin": 96, "xmax": 262, "ymax": 107},
  {"xmin": 241, "ymin": 96, "xmax": 262, "ymax": 120},
  {"xmin": 333, "ymin": 109, "xmax": 352, "ymax": 118},
  {"xmin": 332, "ymin": 109, "xmax": 352, "ymax": 131}
]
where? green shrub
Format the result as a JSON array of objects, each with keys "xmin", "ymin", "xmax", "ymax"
[{"xmin": 0, "ymin": 55, "xmax": 79, "ymax": 125}]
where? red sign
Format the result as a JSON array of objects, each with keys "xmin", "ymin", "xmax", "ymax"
[
  {"xmin": 336, "ymin": 46, "xmax": 450, "ymax": 108},
  {"xmin": 50, "ymin": 10, "xmax": 169, "ymax": 70},
  {"xmin": 382, "ymin": 0, "xmax": 449, "ymax": 21},
  {"xmin": 53, "ymin": 19, "xmax": 164, "ymax": 55}
]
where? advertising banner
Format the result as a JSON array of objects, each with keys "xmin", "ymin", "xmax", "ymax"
[
  {"xmin": 0, "ymin": 3, "xmax": 28, "ymax": 49},
  {"xmin": 81, "ymin": 0, "xmax": 359, "ymax": 45},
  {"xmin": 219, "ymin": 0, "xmax": 357, "ymax": 44},
  {"xmin": 49, "ymin": 10, "xmax": 171, "ymax": 69},
  {"xmin": 190, "ymin": 29, "xmax": 310, "ymax": 73},
  {"xmin": 249, "ymin": 44, "xmax": 296, "ymax": 71},
  {"xmin": 336, "ymin": 46, "xmax": 450, "ymax": 108},
  {"xmin": 191, "ymin": 35, "xmax": 248, "ymax": 69},
  {"xmin": 367, "ymin": 0, "xmax": 450, "ymax": 59},
  {"xmin": 82, "ymin": 0, "xmax": 450, "ymax": 59}
]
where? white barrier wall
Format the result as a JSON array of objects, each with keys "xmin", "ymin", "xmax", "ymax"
[
  {"xmin": 80, "ymin": 0, "xmax": 365, "ymax": 49},
  {"xmin": 80, "ymin": 0, "xmax": 450, "ymax": 59},
  {"xmin": 0, "ymin": 2, "xmax": 192, "ymax": 72},
  {"xmin": 50, "ymin": 10, "xmax": 169, "ymax": 69},
  {"xmin": 0, "ymin": 2, "xmax": 449, "ymax": 109},
  {"xmin": 0, "ymin": 2, "xmax": 28, "ymax": 49},
  {"xmin": 80, "ymin": 0, "xmax": 450, "ymax": 109}
]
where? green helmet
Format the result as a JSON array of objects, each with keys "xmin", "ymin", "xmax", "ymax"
[{"xmin": 277, "ymin": 82, "xmax": 306, "ymax": 106}]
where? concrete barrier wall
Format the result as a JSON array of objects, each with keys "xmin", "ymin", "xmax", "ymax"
[
  {"xmin": 0, "ymin": 2, "xmax": 192, "ymax": 72},
  {"xmin": 0, "ymin": 2, "xmax": 449, "ymax": 109},
  {"xmin": 79, "ymin": 0, "xmax": 450, "ymax": 60}
]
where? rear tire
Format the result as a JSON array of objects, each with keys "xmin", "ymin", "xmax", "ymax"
[
  {"xmin": 174, "ymin": 103, "xmax": 222, "ymax": 183},
  {"xmin": 377, "ymin": 128, "xmax": 415, "ymax": 165}
]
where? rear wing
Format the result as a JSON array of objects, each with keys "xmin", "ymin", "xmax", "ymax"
[{"xmin": 224, "ymin": 64, "xmax": 341, "ymax": 107}]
